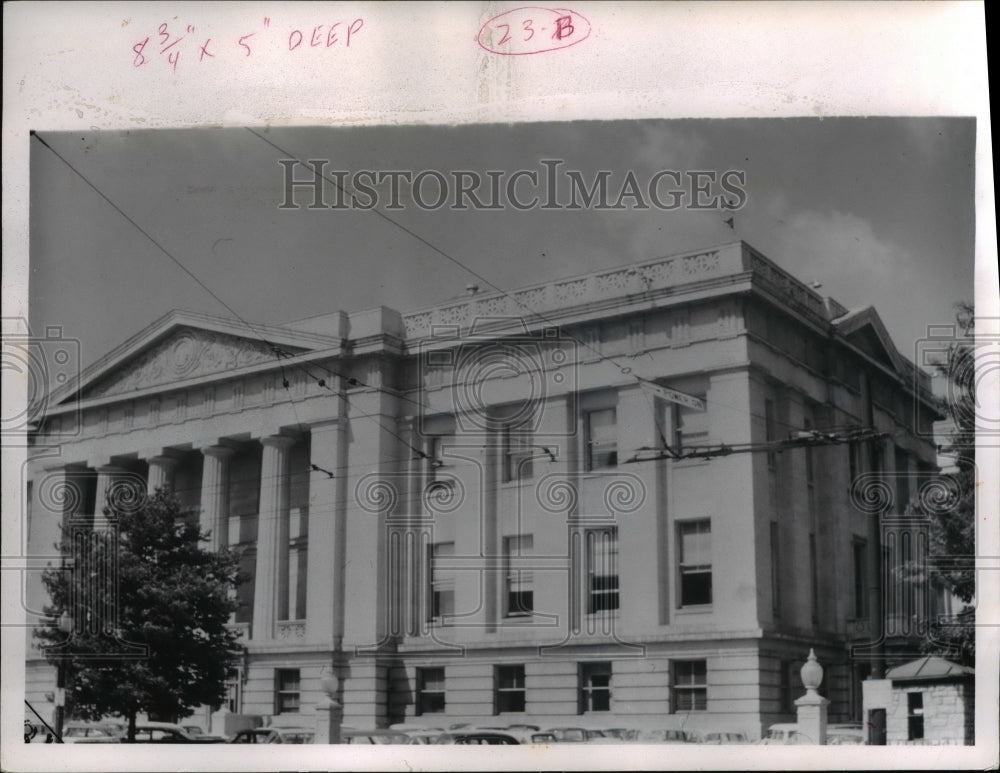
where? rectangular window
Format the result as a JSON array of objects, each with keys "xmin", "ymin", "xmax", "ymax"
[
  {"xmin": 234, "ymin": 543, "xmax": 256, "ymax": 625},
  {"xmin": 853, "ymin": 539, "xmax": 867, "ymax": 619},
  {"xmin": 427, "ymin": 435, "xmax": 443, "ymax": 483},
  {"xmin": 673, "ymin": 399, "xmax": 709, "ymax": 451},
  {"xmin": 504, "ymin": 535, "xmax": 534, "ymax": 617},
  {"xmin": 804, "ymin": 417, "xmax": 815, "ymax": 486},
  {"xmin": 579, "ymin": 662, "xmax": 612, "ymax": 713},
  {"xmin": 495, "ymin": 665, "xmax": 526, "ymax": 714},
  {"xmin": 416, "ymin": 667, "xmax": 446, "ymax": 715},
  {"xmin": 678, "ymin": 520, "xmax": 712, "ymax": 607},
  {"xmin": 765, "ymin": 398, "xmax": 777, "ymax": 470},
  {"xmin": 586, "ymin": 528, "xmax": 619, "ymax": 614},
  {"xmin": 895, "ymin": 448, "xmax": 910, "ymax": 511},
  {"xmin": 502, "ymin": 423, "xmax": 533, "ymax": 482},
  {"xmin": 429, "ymin": 542, "xmax": 455, "ymax": 622},
  {"xmin": 672, "ymin": 660, "xmax": 707, "ymax": 712},
  {"xmin": 770, "ymin": 521, "xmax": 781, "ymax": 616},
  {"xmin": 275, "ymin": 669, "xmax": 300, "ymax": 714},
  {"xmin": 779, "ymin": 660, "xmax": 793, "ymax": 713},
  {"xmin": 907, "ymin": 692, "xmax": 924, "ymax": 740},
  {"xmin": 226, "ymin": 668, "xmax": 242, "ymax": 714},
  {"xmin": 810, "ymin": 533, "xmax": 819, "ymax": 624},
  {"xmin": 585, "ymin": 408, "xmax": 618, "ymax": 470}
]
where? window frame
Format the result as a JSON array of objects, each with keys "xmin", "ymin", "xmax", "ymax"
[
  {"xmin": 765, "ymin": 398, "xmax": 777, "ymax": 470},
  {"xmin": 494, "ymin": 664, "xmax": 527, "ymax": 714},
  {"xmin": 677, "ymin": 519, "xmax": 712, "ymax": 608},
  {"xmin": 275, "ymin": 668, "xmax": 301, "ymax": 715},
  {"xmin": 429, "ymin": 541, "xmax": 455, "ymax": 623},
  {"xmin": 672, "ymin": 398, "xmax": 709, "ymax": 452},
  {"xmin": 852, "ymin": 538, "xmax": 867, "ymax": 619},
  {"xmin": 416, "ymin": 667, "xmax": 446, "ymax": 715},
  {"xmin": 585, "ymin": 527, "xmax": 619, "ymax": 615},
  {"xmin": 584, "ymin": 407, "xmax": 618, "ymax": 471},
  {"xmin": 779, "ymin": 660, "xmax": 793, "ymax": 714},
  {"xmin": 809, "ymin": 532, "xmax": 819, "ymax": 624},
  {"xmin": 504, "ymin": 534, "xmax": 534, "ymax": 617},
  {"xmin": 578, "ymin": 661, "xmax": 612, "ymax": 714},
  {"xmin": 906, "ymin": 691, "xmax": 924, "ymax": 741},
  {"xmin": 502, "ymin": 422, "xmax": 534, "ymax": 483},
  {"xmin": 671, "ymin": 659, "xmax": 708, "ymax": 713},
  {"xmin": 770, "ymin": 520, "xmax": 781, "ymax": 616}
]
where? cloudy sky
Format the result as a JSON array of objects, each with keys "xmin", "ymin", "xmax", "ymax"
[{"xmin": 29, "ymin": 118, "xmax": 975, "ymax": 386}]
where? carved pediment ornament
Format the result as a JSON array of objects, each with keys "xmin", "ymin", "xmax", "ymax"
[{"xmin": 83, "ymin": 328, "xmax": 298, "ymax": 399}]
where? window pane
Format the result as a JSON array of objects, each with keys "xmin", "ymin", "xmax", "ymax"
[
  {"xmin": 431, "ymin": 542, "xmax": 455, "ymax": 621},
  {"xmin": 580, "ymin": 662, "xmax": 612, "ymax": 713},
  {"xmin": 418, "ymin": 667, "xmax": 446, "ymax": 715},
  {"xmin": 679, "ymin": 521, "xmax": 712, "ymax": 606},
  {"xmin": 508, "ymin": 590, "xmax": 533, "ymax": 615},
  {"xmin": 587, "ymin": 409, "xmax": 618, "ymax": 469},
  {"xmin": 505, "ymin": 535, "xmax": 534, "ymax": 616},
  {"xmin": 587, "ymin": 529, "xmax": 619, "ymax": 613},
  {"xmin": 680, "ymin": 521, "xmax": 710, "ymax": 564},
  {"xmin": 672, "ymin": 660, "xmax": 707, "ymax": 713}
]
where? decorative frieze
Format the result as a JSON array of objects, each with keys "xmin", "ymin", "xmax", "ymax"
[{"xmin": 82, "ymin": 327, "xmax": 300, "ymax": 400}]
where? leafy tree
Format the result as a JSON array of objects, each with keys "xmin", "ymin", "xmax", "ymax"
[
  {"xmin": 35, "ymin": 488, "xmax": 243, "ymax": 742},
  {"xmin": 906, "ymin": 302, "xmax": 976, "ymax": 666}
]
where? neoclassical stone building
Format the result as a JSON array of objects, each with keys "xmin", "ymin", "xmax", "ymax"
[{"xmin": 24, "ymin": 240, "xmax": 946, "ymax": 737}]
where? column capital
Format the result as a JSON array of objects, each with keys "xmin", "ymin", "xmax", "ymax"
[
  {"xmin": 201, "ymin": 445, "xmax": 236, "ymax": 460},
  {"xmin": 90, "ymin": 462, "xmax": 126, "ymax": 474},
  {"xmin": 309, "ymin": 418, "xmax": 341, "ymax": 433},
  {"xmin": 138, "ymin": 448, "xmax": 184, "ymax": 462},
  {"xmin": 147, "ymin": 455, "xmax": 181, "ymax": 469},
  {"xmin": 261, "ymin": 434, "xmax": 297, "ymax": 450}
]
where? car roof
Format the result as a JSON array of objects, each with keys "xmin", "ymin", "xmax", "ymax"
[{"xmin": 342, "ymin": 728, "xmax": 409, "ymax": 736}]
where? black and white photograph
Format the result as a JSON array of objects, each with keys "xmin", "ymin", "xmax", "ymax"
[{"xmin": 3, "ymin": 3, "xmax": 995, "ymax": 770}]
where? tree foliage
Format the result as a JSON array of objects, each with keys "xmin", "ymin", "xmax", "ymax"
[
  {"xmin": 35, "ymin": 488, "xmax": 243, "ymax": 741},
  {"xmin": 910, "ymin": 302, "xmax": 977, "ymax": 665}
]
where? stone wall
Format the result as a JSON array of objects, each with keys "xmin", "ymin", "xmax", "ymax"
[{"xmin": 887, "ymin": 681, "xmax": 973, "ymax": 745}]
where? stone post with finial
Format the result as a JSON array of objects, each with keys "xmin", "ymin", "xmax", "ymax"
[
  {"xmin": 314, "ymin": 664, "xmax": 343, "ymax": 744},
  {"xmin": 795, "ymin": 648, "xmax": 830, "ymax": 744}
]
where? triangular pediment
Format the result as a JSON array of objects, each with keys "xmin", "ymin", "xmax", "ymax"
[
  {"xmin": 80, "ymin": 326, "xmax": 304, "ymax": 399},
  {"xmin": 833, "ymin": 306, "xmax": 902, "ymax": 372},
  {"xmin": 48, "ymin": 310, "xmax": 343, "ymax": 408}
]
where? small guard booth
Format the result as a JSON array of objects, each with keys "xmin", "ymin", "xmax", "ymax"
[{"xmin": 862, "ymin": 655, "xmax": 974, "ymax": 745}]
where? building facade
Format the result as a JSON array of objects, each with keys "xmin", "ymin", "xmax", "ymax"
[{"xmin": 24, "ymin": 241, "xmax": 945, "ymax": 738}]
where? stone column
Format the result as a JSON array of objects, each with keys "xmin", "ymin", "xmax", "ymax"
[
  {"xmin": 306, "ymin": 419, "xmax": 343, "ymax": 644},
  {"xmin": 252, "ymin": 435, "xmax": 295, "ymax": 640},
  {"xmin": 795, "ymin": 649, "xmax": 830, "ymax": 744},
  {"xmin": 93, "ymin": 464, "xmax": 125, "ymax": 516},
  {"xmin": 146, "ymin": 455, "xmax": 179, "ymax": 495},
  {"xmin": 199, "ymin": 446, "xmax": 234, "ymax": 551}
]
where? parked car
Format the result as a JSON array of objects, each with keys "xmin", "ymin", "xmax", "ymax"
[
  {"xmin": 75, "ymin": 721, "xmax": 216, "ymax": 743},
  {"xmin": 340, "ymin": 728, "xmax": 411, "ymax": 744},
  {"xmin": 635, "ymin": 728, "xmax": 693, "ymax": 744},
  {"xmin": 495, "ymin": 724, "xmax": 541, "ymax": 743},
  {"xmin": 600, "ymin": 727, "xmax": 640, "ymax": 741},
  {"xmin": 60, "ymin": 721, "xmax": 123, "ymax": 744},
  {"xmin": 827, "ymin": 724, "xmax": 866, "ymax": 745},
  {"xmin": 543, "ymin": 726, "xmax": 608, "ymax": 743},
  {"xmin": 229, "ymin": 727, "xmax": 315, "ymax": 744},
  {"xmin": 390, "ymin": 724, "xmax": 446, "ymax": 744},
  {"xmin": 435, "ymin": 731, "xmax": 521, "ymax": 745},
  {"xmin": 759, "ymin": 722, "xmax": 865, "ymax": 745},
  {"xmin": 691, "ymin": 730, "xmax": 752, "ymax": 744},
  {"xmin": 182, "ymin": 724, "xmax": 228, "ymax": 742}
]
